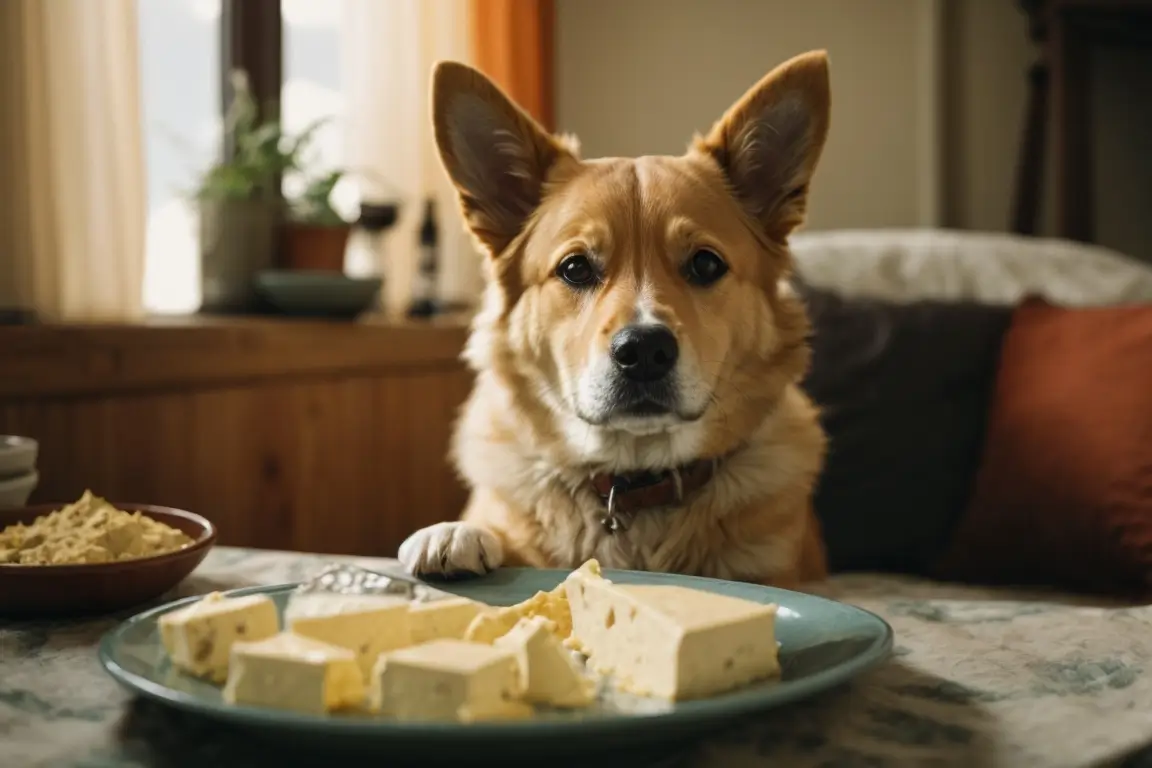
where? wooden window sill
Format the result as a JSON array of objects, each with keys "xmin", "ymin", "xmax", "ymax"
[{"xmin": 0, "ymin": 312, "xmax": 472, "ymax": 398}]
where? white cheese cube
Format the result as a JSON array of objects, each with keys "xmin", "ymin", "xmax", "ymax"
[
  {"xmin": 494, "ymin": 616, "xmax": 595, "ymax": 707},
  {"xmin": 285, "ymin": 593, "xmax": 411, "ymax": 678},
  {"xmin": 158, "ymin": 592, "xmax": 279, "ymax": 683},
  {"xmin": 565, "ymin": 559, "xmax": 779, "ymax": 700},
  {"xmin": 370, "ymin": 639, "xmax": 531, "ymax": 722},
  {"xmin": 223, "ymin": 632, "xmax": 365, "ymax": 714},
  {"xmin": 408, "ymin": 597, "xmax": 487, "ymax": 644}
]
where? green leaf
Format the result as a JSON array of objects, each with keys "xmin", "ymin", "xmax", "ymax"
[{"xmin": 190, "ymin": 68, "xmax": 373, "ymax": 214}]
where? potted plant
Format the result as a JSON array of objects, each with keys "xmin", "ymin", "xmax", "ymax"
[
  {"xmin": 282, "ymin": 168, "xmax": 353, "ymax": 273},
  {"xmin": 194, "ymin": 70, "xmax": 329, "ymax": 311}
]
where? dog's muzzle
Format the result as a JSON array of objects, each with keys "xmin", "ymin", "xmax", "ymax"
[{"xmin": 605, "ymin": 324, "xmax": 680, "ymax": 417}]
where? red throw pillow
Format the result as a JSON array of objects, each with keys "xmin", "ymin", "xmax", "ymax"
[{"xmin": 933, "ymin": 297, "xmax": 1152, "ymax": 595}]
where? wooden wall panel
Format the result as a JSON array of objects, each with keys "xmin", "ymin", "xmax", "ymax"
[{"xmin": 0, "ymin": 318, "xmax": 474, "ymax": 558}]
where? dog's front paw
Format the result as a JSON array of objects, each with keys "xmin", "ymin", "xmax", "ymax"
[{"xmin": 398, "ymin": 522, "xmax": 504, "ymax": 577}]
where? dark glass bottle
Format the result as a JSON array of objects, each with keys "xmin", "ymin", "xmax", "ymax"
[{"xmin": 408, "ymin": 198, "xmax": 440, "ymax": 318}]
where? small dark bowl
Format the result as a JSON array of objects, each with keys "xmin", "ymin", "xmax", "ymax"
[{"xmin": 0, "ymin": 503, "xmax": 216, "ymax": 618}]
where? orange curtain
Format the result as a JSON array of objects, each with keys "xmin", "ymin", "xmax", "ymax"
[{"xmin": 470, "ymin": 0, "xmax": 554, "ymax": 130}]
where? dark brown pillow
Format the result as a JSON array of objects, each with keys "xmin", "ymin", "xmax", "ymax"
[
  {"xmin": 934, "ymin": 298, "xmax": 1152, "ymax": 595},
  {"xmin": 797, "ymin": 282, "xmax": 1013, "ymax": 574}
]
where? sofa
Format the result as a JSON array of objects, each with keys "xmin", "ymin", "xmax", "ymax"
[{"xmin": 791, "ymin": 228, "xmax": 1152, "ymax": 592}]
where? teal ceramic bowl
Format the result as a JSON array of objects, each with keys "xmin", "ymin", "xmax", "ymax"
[
  {"xmin": 255, "ymin": 270, "xmax": 382, "ymax": 319},
  {"xmin": 100, "ymin": 567, "xmax": 892, "ymax": 759}
]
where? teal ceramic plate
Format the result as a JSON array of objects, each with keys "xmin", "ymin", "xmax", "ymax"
[{"xmin": 99, "ymin": 568, "xmax": 892, "ymax": 757}]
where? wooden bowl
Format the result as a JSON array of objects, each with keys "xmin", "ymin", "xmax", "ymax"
[{"xmin": 0, "ymin": 503, "xmax": 216, "ymax": 617}]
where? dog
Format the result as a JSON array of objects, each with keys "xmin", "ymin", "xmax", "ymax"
[{"xmin": 399, "ymin": 50, "xmax": 832, "ymax": 590}]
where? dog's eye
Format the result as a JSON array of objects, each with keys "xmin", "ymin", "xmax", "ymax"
[
  {"xmin": 685, "ymin": 249, "xmax": 728, "ymax": 287},
  {"xmin": 557, "ymin": 254, "xmax": 597, "ymax": 288}
]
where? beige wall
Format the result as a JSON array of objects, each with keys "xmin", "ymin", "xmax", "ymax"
[
  {"xmin": 941, "ymin": 0, "xmax": 1032, "ymax": 233},
  {"xmin": 555, "ymin": 0, "xmax": 1152, "ymax": 262},
  {"xmin": 556, "ymin": 0, "xmax": 942, "ymax": 231}
]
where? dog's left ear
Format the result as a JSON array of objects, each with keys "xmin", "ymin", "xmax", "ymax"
[{"xmin": 695, "ymin": 50, "xmax": 831, "ymax": 238}]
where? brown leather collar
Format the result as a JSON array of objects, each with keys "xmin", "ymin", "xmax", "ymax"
[{"xmin": 589, "ymin": 459, "xmax": 719, "ymax": 533}]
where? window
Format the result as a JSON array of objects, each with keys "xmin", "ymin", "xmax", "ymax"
[
  {"xmin": 138, "ymin": 0, "xmax": 221, "ymax": 314},
  {"xmin": 282, "ymin": 1, "xmax": 364, "ymax": 268},
  {"xmin": 136, "ymin": 0, "xmax": 483, "ymax": 314},
  {"xmin": 138, "ymin": 0, "xmax": 357, "ymax": 313},
  {"xmin": 283, "ymin": 0, "xmax": 345, "ymax": 206}
]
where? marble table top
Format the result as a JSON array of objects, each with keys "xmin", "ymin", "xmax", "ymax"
[{"xmin": 4, "ymin": 547, "xmax": 1152, "ymax": 768}]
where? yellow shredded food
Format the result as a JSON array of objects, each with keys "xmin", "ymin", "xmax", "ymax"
[{"xmin": 0, "ymin": 490, "xmax": 194, "ymax": 565}]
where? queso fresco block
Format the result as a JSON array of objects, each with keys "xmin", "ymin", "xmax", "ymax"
[
  {"xmin": 158, "ymin": 592, "xmax": 279, "ymax": 683},
  {"xmin": 223, "ymin": 632, "xmax": 365, "ymax": 714},
  {"xmin": 370, "ymin": 639, "xmax": 531, "ymax": 722},
  {"xmin": 407, "ymin": 597, "xmax": 488, "ymax": 644},
  {"xmin": 285, "ymin": 593, "xmax": 411, "ymax": 679},
  {"xmin": 565, "ymin": 561, "xmax": 779, "ymax": 700}
]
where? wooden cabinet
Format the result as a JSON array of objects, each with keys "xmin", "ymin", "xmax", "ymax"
[
  {"xmin": 1014, "ymin": 0, "xmax": 1152, "ymax": 241},
  {"xmin": 0, "ymin": 316, "xmax": 473, "ymax": 557}
]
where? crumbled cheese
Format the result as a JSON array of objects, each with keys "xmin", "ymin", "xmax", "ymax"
[
  {"xmin": 464, "ymin": 583, "xmax": 572, "ymax": 644},
  {"xmin": 0, "ymin": 490, "xmax": 194, "ymax": 565}
]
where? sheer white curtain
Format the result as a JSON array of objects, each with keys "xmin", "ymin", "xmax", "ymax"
[
  {"xmin": 341, "ymin": 0, "xmax": 480, "ymax": 313},
  {"xmin": 0, "ymin": 0, "xmax": 147, "ymax": 321}
]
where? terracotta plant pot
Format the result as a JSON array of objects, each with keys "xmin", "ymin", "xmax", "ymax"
[{"xmin": 282, "ymin": 223, "xmax": 352, "ymax": 273}]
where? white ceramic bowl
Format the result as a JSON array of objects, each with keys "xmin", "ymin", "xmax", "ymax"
[
  {"xmin": 0, "ymin": 436, "xmax": 38, "ymax": 480},
  {"xmin": 0, "ymin": 470, "xmax": 39, "ymax": 510}
]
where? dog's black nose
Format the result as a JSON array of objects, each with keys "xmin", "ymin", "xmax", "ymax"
[{"xmin": 610, "ymin": 325, "xmax": 679, "ymax": 382}]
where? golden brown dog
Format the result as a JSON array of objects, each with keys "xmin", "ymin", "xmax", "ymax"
[{"xmin": 399, "ymin": 51, "xmax": 831, "ymax": 590}]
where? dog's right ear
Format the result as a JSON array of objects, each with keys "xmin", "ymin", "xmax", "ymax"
[{"xmin": 432, "ymin": 61, "xmax": 577, "ymax": 257}]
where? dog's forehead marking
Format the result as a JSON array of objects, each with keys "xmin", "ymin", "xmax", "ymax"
[
  {"xmin": 632, "ymin": 287, "xmax": 662, "ymax": 326},
  {"xmin": 630, "ymin": 160, "xmax": 694, "ymax": 328}
]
